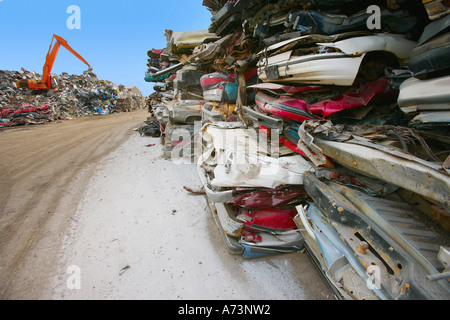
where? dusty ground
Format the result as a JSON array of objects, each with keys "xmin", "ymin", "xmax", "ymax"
[{"xmin": 0, "ymin": 109, "xmax": 334, "ymax": 300}]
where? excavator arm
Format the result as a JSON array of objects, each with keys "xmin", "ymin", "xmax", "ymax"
[{"xmin": 16, "ymin": 34, "xmax": 91, "ymax": 90}]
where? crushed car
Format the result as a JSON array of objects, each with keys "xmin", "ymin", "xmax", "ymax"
[{"xmin": 141, "ymin": 0, "xmax": 450, "ymax": 300}]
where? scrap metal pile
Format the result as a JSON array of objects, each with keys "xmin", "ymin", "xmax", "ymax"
[
  {"xmin": 0, "ymin": 69, "xmax": 143, "ymax": 127},
  {"xmin": 144, "ymin": 0, "xmax": 450, "ymax": 300}
]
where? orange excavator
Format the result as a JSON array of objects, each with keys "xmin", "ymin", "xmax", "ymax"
[{"xmin": 16, "ymin": 34, "xmax": 92, "ymax": 90}]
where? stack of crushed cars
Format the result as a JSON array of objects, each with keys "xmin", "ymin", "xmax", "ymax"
[
  {"xmin": 145, "ymin": 0, "xmax": 450, "ymax": 299},
  {"xmin": 0, "ymin": 68, "xmax": 141, "ymax": 127},
  {"xmin": 116, "ymin": 86, "xmax": 146, "ymax": 113}
]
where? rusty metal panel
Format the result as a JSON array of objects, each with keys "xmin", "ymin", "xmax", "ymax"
[
  {"xmin": 314, "ymin": 137, "xmax": 450, "ymax": 210},
  {"xmin": 303, "ymin": 172, "xmax": 450, "ymax": 299}
]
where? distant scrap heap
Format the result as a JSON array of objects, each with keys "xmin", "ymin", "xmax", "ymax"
[{"xmin": 0, "ymin": 69, "xmax": 144, "ymax": 127}]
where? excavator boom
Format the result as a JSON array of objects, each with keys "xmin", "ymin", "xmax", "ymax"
[{"xmin": 16, "ymin": 34, "xmax": 91, "ymax": 90}]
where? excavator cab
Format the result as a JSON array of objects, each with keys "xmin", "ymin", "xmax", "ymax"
[
  {"xmin": 16, "ymin": 76, "xmax": 58, "ymax": 91},
  {"xmin": 16, "ymin": 34, "xmax": 91, "ymax": 91}
]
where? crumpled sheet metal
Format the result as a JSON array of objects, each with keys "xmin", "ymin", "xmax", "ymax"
[
  {"xmin": 409, "ymin": 32, "xmax": 450, "ymax": 79},
  {"xmin": 297, "ymin": 120, "xmax": 450, "ymax": 210},
  {"xmin": 208, "ymin": 198, "xmax": 304, "ymax": 258},
  {"xmin": 297, "ymin": 202, "xmax": 384, "ymax": 300},
  {"xmin": 203, "ymin": 178, "xmax": 308, "ymax": 258},
  {"xmin": 252, "ymin": 77, "xmax": 397, "ymax": 122},
  {"xmin": 287, "ymin": 8, "xmax": 418, "ymax": 35},
  {"xmin": 317, "ymin": 34, "xmax": 416, "ymax": 61},
  {"xmin": 303, "ymin": 172, "xmax": 450, "ymax": 299},
  {"xmin": 259, "ymin": 51, "xmax": 366, "ymax": 86},
  {"xmin": 197, "ymin": 122, "xmax": 315, "ymax": 188},
  {"xmin": 201, "ymin": 101, "xmax": 236, "ymax": 123},
  {"xmin": 167, "ymin": 29, "xmax": 220, "ymax": 54},
  {"xmin": 226, "ymin": 185, "xmax": 308, "ymax": 209},
  {"xmin": 202, "ymin": 0, "xmax": 228, "ymax": 14},
  {"xmin": 397, "ymin": 75, "xmax": 450, "ymax": 114},
  {"xmin": 301, "ymin": 173, "xmax": 450, "ymax": 300},
  {"xmin": 257, "ymin": 34, "xmax": 416, "ymax": 86},
  {"xmin": 203, "ymin": 82, "xmax": 238, "ymax": 103},
  {"xmin": 257, "ymin": 31, "xmax": 371, "ymax": 56},
  {"xmin": 409, "ymin": 111, "xmax": 450, "ymax": 129},
  {"xmin": 239, "ymin": 230, "xmax": 304, "ymax": 259},
  {"xmin": 422, "ymin": 0, "xmax": 450, "ymax": 20}
]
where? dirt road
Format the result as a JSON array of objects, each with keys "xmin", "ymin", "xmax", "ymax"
[
  {"xmin": 0, "ymin": 110, "xmax": 145, "ymax": 299},
  {"xmin": 0, "ymin": 109, "xmax": 334, "ymax": 300}
]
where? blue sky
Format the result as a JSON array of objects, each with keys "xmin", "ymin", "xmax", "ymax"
[{"xmin": 0, "ymin": 0, "xmax": 212, "ymax": 96}]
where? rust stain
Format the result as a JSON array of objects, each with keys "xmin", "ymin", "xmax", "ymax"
[{"xmin": 401, "ymin": 283, "xmax": 410, "ymax": 294}]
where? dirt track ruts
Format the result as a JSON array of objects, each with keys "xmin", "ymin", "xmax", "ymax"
[{"xmin": 0, "ymin": 110, "xmax": 146, "ymax": 299}]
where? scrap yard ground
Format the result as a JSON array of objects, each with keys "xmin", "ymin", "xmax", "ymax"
[{"xmin": 0, "ymin": 110, "xmax": 333, "ymax": 300}]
